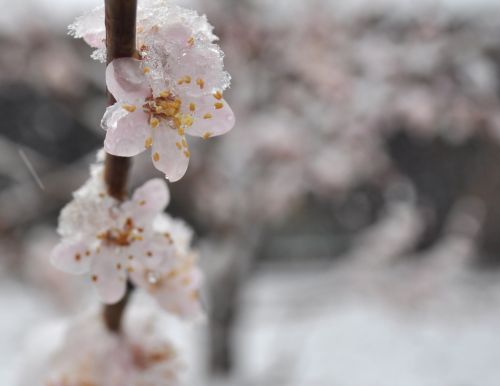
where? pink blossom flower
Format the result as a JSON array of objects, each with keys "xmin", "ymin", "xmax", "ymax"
[
  {"xmin": 103, "ymin": 56, "xmax": 234, "ymax": 181},
  {"xmin": 51, "ymin": 156, "xmax": 203, "ymax": 318},
  {"xmin": 70, "ymin": 1, "xmax": 235, "ymax": 181},
  {"xmin": 40, "ymin": 309, "xmax": 182, "ymax": 386}
]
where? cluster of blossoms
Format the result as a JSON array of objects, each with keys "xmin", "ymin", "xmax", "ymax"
[
  {"xmin": 42, "ymin": 308, "xmax": 182, "ymax": 386},
  {"xmin": 45, "ymin": 1, "xmax": 234, "ymax": 383},
  {"xmin": 51, "ymin": 152, "xmax": 203, "ymax": 318},
  {"xmin": 70, "ymin": 0, "xmax": 235, "ymax": 181}
]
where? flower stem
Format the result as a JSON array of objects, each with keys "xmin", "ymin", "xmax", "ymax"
[{"xmin": 102, "ymin": 0, "xmax": 138, "ymax": 333}]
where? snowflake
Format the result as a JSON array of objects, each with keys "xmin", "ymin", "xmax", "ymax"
[
  {"xmin": 51, "ymin": 154, "xmax": 202, "ymax": 318},
  {"xmin": 69, "ymin": 0, "xmax": 235, "ymax": 181}
]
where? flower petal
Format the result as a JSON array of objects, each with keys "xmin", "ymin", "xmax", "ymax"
[
  {"xmin": 106, "ymin": 58, "xmax": 150, "ymax": 101},
  {"xmin": 50, "ymin": 239, "xmax": 92, "ymax": 275},
  {"xmin": 103, "ymin": 105, "xmax": 151, "ymax": 157},
  {"xmin": 132, "ymin": 178, "xmax": 170, "ymax": 214},
  {"xmin": 171, "ymin": 46, "xmax": 230, "ymax": 98},
  {"xmin": 151, "ymin": 266, "xmax": 203, "ymax": 319},
  {"xmin": 151, "ymin": 124, "xmax": 190, "ymax": 182},
  {"xmin": 182, "ymin": 96, "xmax": 235, "ymax": 138},
  {"xmin": 68, "ymin": 6, "xmax": 105, "ymax": 48},
  {"xmin": 90, "ymin": 248, "xmax": 127, "ymax": 304},
  {"xmin": 128, "ymin": 235, "xmax": 176, "ymax": 275}
]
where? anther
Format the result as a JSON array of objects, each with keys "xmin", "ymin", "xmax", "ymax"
[
  {"xmin": 196, "ymin": 78, "xmax": 205, "ymax": 89},
  {"xmin": 150, "ymin": 118, "xmax": 160, "ymax": 128},
  {"xmin": 122, "ymin": 104, "xmax": 137, "ymax": 113}
]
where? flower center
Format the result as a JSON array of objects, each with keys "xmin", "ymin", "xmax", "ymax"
[
  {"xmin": 142, "ymin": 91, "xmax": 182, "ymax": 128},
  {"xmin": 97, "ymin": 217, "xmax": 143, "ymax": 247}
]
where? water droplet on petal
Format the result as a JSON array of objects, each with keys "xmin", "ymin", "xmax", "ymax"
[{"xmin": 147, "ymin": 270, "xmax": 161, "ymax": 284}]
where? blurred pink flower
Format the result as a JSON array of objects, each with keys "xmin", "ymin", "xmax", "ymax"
[
  {"xmin": 51, "ymin": 156, "xmax": 202, "ymax": 319},
  {"xmin": 42, "ymin": 310, "xmax": 182, "ymax": 386}
]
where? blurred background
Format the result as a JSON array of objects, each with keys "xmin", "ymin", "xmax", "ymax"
[{"xmin": 3, "ymin": 0, "xmax": 500, "ymax": 384}]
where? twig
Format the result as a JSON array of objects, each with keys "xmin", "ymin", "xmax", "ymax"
[{"xmin": 102, "ymin": 0, "xmax": 137, "ymax": 333}]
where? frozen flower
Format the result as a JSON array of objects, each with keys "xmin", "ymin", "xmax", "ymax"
[
  {"xmin": 130, "ymin": 213, "xmax": 203, "ymax": 318},
  {"xmin": 70, "ymin": 0, "xmax": 235, "ymax": 181},
  {"xmin": 40, "ymin": 310, "xmax": 182, "ymax": 386},
  {"xmin": 69, "ymin": 0, "xmax": 218, "ymax": 64},
  {"xmin": 103, "ymin": 56, "xmax": 234, "ymax": 181},
  {"xmin": 51, "ymin": 156, "xmax": 202, "ymax": 318}
]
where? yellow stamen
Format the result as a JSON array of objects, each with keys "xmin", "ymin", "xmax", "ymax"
[
  {"xmin": 214, "ymin": 102, "xmax": 224, "ymax": 109},
  {"xmin": 213, "ymin": 91, "xmax": 223, "ymax": 100},
  {"xmin": 189, "ymin": 103, "xmax": 196, "ymax": 112},
  {"xmin": 143, "ymin": 66, "xmax": 151, "ymax": 74},
  {"xmin": 183, "ymin": 150, "xmax": 191, "ymax": 158},
  {"xmin": 177, "ymin": 75, "xmax": 192, "ymax": 85},
  {"xmin": 175, "ymin": 142, "xmax": 182, "ymax": 150},
  {"xmin": 153, "ymin": 152, "xmax": 160, "ymax": 162},
  {"xmin": 122, "ymin": 104, "xmax": 136, "ymax": 112},
  {"xmin": 187, "ymin": 36, "xmax": 195, "ymax": 46},
  {"xmin": 196, "ymin": 78, "xmax": 205, "ymax": 89},
  {"xmin": 177, "ymin": 127, "xmax": 185, "ymax": 136},
  {"xmin": 202, "ymin": 132, "xmax": 212, "ymax": 140},
  {"xmin": 181, "ymin": 138, "xmax": 188, "ymax": 148},
  {"xmin": 150, "ymin": 118, "xmax": 160, "ymax": 128},
  {"xmin": 182, "ymin": 114, "xmax": 194, "ymax": 127},
  {"xmin": 203, "ymin": 113, "xmax": 212, "ymax": 119},
  {"xmin": 144, "ymin": 137, "xmax": 153, "ymax": 149}
]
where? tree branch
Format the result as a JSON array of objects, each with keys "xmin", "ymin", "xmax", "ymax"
[{"xmin": 102, "ymin": 0, "xmax": 137, "ymax": 333}]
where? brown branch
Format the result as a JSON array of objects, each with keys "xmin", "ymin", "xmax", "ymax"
[{"xmin": 102, "ymin": 0, "xmax": 138, "ymax": 333}]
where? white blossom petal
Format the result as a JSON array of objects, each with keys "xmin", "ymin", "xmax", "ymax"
[
  {"xmin": 50, "ymin": 239, "xmax": 92, "ymax": 275},
  {"xmin": 106, "ymin": 58, "xmax": 151, "ymax": 101},
  {"xmin": 90, "ymin": 247, "xmax": 127, "ymax": 304},
  {"xmin": 171, "ymin": 45, "xmax": 230, "ymax": 98},
  {"xmin": 151, "ymin": 124, "xmax": 190, "ymax": 182},
  {"xmin": 103, "ymin": 106, "xmax": 151, "ymax": 157},
  {"xmin": 151, "ymin": 265, "xmax": 203, "ymax": 319},
  {"xmin": 68, "ymin": 6, "xmax": 105, "ymax": 48},
  {"xmin": 182, "ymin": 96, "xmax": 235, "ymax": 138},
  {"xmin": 128, "ymin": 235, "xmax": 176, "ymax": 276},
  {"xmin": 123, "ymin": 178, "xmax": 170, "ymax": 226}
]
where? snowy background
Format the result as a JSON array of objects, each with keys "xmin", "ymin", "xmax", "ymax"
[{"xmin": 3, "ymin": 0, "xmax": 500, "ymax": 385}]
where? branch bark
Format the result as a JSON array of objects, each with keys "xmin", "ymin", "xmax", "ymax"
[{"xmin": 102, "ymin": 0, "xmax": 137, "ymax": 333}]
